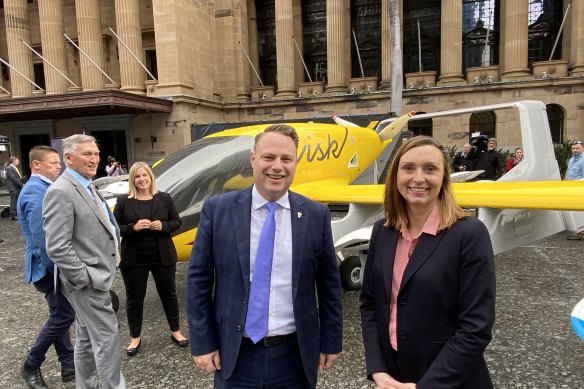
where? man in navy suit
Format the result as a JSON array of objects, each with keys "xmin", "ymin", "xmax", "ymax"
[
  {"xmin": 17, "ymin": 146, "xmax": 75, "ymax": 388},
  {"xmin": 186, "ymin": 124, "xmax": 343, "ymax": 388}
]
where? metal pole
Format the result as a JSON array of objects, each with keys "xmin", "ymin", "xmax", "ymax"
[
  {"xmin": 483, "ymin": 27, "xmax": 490, "ymax": 66},
  {"xmin": 0, "ymin": 84, "xmax": 11, "ymax": 94},
  {"xmin": 63, "ymin": 32, "xmax": 116, "ymax": 84},
  {"xmin": 20, "ymin": 39, "xmax": 79, "ymax": 88},
  {"xmin": 549, "ymin": 2, "xmax": 571, "ymax": 61},
  {"xmin": 107, "ymin": 26, "xmax": 157, "ymax": 81},
  {"xmin": 0, "ymin": 57, "xmax": 44, "ymax": 91},
  {"xmin": 352, "ymin": 28, "xmax": 365, "ymax": 78},
  {"xmin": 292, "ymin": 35, "xmax": 312, "ymax": 83},
  {"xmin": 238, "ymin": 40, "xmax": 264, "ymax": 86}
]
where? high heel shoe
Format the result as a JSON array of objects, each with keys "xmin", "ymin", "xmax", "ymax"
[
  {"xmin": 170, "ymin": 335, "xmax": 189, "ymax": 347},
  {"xmin": 126, "ymin": 339, "xmax": 141, "ymax": 356}
]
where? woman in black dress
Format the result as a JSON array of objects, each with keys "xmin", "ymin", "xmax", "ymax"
[{"xmin": 114, "ymin": 162, "xmax": 188, "ymax": 356}]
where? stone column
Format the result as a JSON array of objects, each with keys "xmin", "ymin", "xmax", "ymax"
[
  {"xmin": 326, "ymin": 0, "xmax": 348, "ymax": 93},
  {"xmin": 571, "ymin": 0, "xmax": 584, "ymax": 76},
  {"xmin": 38, "ymin": 0, "xmax": 69, "ymax": 94},
  {"xmin": 4, "ymin": 0, "xmax": 35, "ymax": 97},
  {"xmin": 275, "ymin": 0, "xmax": 295, "ymax": 97},
  {"xmin": 114, "ymin": 0, "xmax": 145, "ymax": 94},
  {"xmin": 379, "ymin": 0, "xmax": 392, "ymax": 89},
  {"xmin": 75, "ymin": 0, "xmax": 106, "ymax": 90},
  {"xmin": 501, "ymin": 0, "xmax": 530, "ymax": 80},
  {"xmin": 437, "ymin": 0, "xmax": 464, "ymax": 85},
  {"xmin": 247, "ymin": 1, "xmax": 261, "ymax": 87}
]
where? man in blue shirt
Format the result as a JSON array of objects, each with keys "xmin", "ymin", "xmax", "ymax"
[
  {"xmin": 17, "ymin": 146, "xmax": 75, "ymax": 388},
  {"xmin": 566, "ymin": 140, "xmax": 584, "ymax": 240}
]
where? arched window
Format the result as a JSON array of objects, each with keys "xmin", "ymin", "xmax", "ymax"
[
  {"xmin": 528, "ymin": 0, "xmax": 563, "ymax": 64},
  {"xmin": 403, "ymin": 0, "xmax": 440, "ymax": 74},
  {"xmin": 350, "ymin": 0, "xmax": 381, "ymax": 79},
  {"xmin": 546, "ymin": 104, "xmax": 564, "ymax": 144},
  {"xmin": 302, "ymin": 0, "xmax": 327, "ymax": 83},
  {"xmin": 256, "ymin": 0, "xmax": 277, "ymax": 87},
  {"xmin": 469, "ymin": 111, "xmax": 496, "ymax": 140},
  {"xmin": 408, "ymin": 116, "xmax": 433, "ymax": 137},
  {"xmin": 462, "ymin": 0, "xmax": 499, "ymax": 71}
]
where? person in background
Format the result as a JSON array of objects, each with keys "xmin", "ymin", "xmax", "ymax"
[
  {"xmin": 113, "ymin": 162, "xmax": 188, "ymax": 356},
  {"xmin": 505, "ymin": 147, "xmax": 524, "ymax": 173},
  {"xmin": 452, "ymin": 143, "xmax": 473, "ymax": 172},
  {"xmin": 6, "ymin": 155, "xmax": 24, "ymax": 220},
  {"xmin": 360, "ymin": 136, "xmax": 496, "ymax": 388},
  {"xmin": 43, "ymin": 134, "xmax": 126, "ymax": 388},
  {"xmin": 565, "ymin": 140, "xmax": 584, "ymax": 241},
  {"xmin": 186, "ymin": 124, "xmax": 343, "ymax": 388},
  {"xmin": 105, "ymin": 156, "xmax": 123, "ymax": 177},
  {"xmin": 18, "ymin": 146, "xmax": 75, "ymax": 388},
  {"xmin": 471, "ymin": 137, "xmax": 504, "ymax": 180}
]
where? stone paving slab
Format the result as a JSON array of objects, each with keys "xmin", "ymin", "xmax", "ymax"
[{"xmin": 1, "ymin": 216, "xmax": 583, "ymax": 388}]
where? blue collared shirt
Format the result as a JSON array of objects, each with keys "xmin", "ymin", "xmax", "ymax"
[{"xmin": 566, "ymin": 153, "xmax": 584, "ymax": 180}]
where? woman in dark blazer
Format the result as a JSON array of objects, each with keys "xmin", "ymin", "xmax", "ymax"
[
  {"xmin": 114, "ymin": 162, "xmax": 189, "ymax": 356},
  {"xmin": 360, "ymin": 136, "xmax": 496, "ymax": 389}
]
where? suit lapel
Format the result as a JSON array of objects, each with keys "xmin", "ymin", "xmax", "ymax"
[
  {"xmin": 400, "ymin": 231, "xmax": 445, "ymax": 291},
  {"xmin": 233, "ymin": 188, "xmax": 252, "ymax": 296},
  {"xmin": 289, "ymin": 191, "xmax": 307, "ymax": 302},
  {"xmin": 382, "ymin": 227, "xmax": 399, "ymax": 301}
]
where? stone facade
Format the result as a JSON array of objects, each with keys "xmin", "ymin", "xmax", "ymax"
[{"xmin": 0, "ymin": 0, "xmax": 582, "ymax": 167}]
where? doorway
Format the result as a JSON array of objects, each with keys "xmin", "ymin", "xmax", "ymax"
[{"xmin": 19, "ymin": 133, "xmax": 51, "ymax": 177}]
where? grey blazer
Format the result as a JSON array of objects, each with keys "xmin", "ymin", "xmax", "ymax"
[{"xmin": 43, "ymin": 171, "xmax": 120, "ymax": 292}]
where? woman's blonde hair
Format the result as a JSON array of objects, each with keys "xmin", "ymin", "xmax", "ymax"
[
  {"xmin": 383, "ymin": 136, "xmax": 467, "ymax": 231},
  {"xmin": 127, "ymin": 162, "xmax": 158, "ymax": 198}
]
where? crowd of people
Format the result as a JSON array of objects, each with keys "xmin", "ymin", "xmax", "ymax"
[{"xmin": 7, "ymin": 129, "xmax": 583, "ymax": 389}]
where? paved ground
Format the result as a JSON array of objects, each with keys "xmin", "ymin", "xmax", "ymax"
[{"xmin": 1, "ymin": 195, "xmax": 584, "ymax": 388}]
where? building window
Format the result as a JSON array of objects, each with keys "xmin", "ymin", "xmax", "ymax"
[
  {"xmin": 462, "ymin": 0, "xmax": 499, "ymax": 70},
  {"xmin": 302, "ymin": 0, "xmax": 327, "ymax": 82},
  {"xmin": 350, "ymin": 0, "xmax": 381, "ymax": 79},
  {"xmin": 546, "ymin": 104, "xmax": 564, "ymax": 144},
  {"xmin": 33, "ymin": 63, "xmax": 45, "ymax": 91},
  {"xmin": 469, "ymin": 111, "xmax": 496, "ymax": 140},
  {"xmin": 528, "ymin": 0, "xmax": 563, "ymax": 64},
  {"xmin": 145, "ymin": 49, "xmax": 158, "ymax": 80},
  {"xmin": 403, "ymin": 0, "xmax": 440, "ymax": 74},
  {"xmin": 255, "ymin": 0, "xmax": 277, "ymax": 87},
  {"xmin": 408, "ymin": 117, "xmax": 433, "ymax": 137}
]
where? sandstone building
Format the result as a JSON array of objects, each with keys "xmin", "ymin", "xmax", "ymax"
[{"xmin": 0, "ymin": 0, "xmax": 582, "ymax": 175}]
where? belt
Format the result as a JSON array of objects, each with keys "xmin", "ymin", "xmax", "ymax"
[{"xmin": 242, "ymin": 332, "xmax": 296, "ymax": 347}]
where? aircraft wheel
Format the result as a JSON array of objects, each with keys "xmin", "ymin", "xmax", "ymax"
[
  {"xmin": 110, "ymin": 290, "xmax": 120, "ymax": 313},
  {"xmin": 339, "ymin": 256, "xmax": 361, "ymax": 291}
]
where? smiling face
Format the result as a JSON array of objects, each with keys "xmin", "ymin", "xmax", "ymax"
[
  {"xmin": 397, "ymin": 144, "xmax": 444, "ymax": 214},
  {"xmin": 65, "ymin": 141, "xmax": 100, "ymax": 179},
  {"xmin": 133, "ymin": 167, "xmax": 152, "ymax": 194},
  {"xmin": 250, "ymin": 132, "xmax": 298, "ymax": 201}
]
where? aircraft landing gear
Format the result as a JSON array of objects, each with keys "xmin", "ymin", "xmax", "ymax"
[{"xmin": 339, "ymin": 256, "xmax": 362, "ymax": 291}]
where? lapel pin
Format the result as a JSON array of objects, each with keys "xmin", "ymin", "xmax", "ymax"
[{"xmin": 297, "ymin": 212, "xmax": 302, "ymax": 219}]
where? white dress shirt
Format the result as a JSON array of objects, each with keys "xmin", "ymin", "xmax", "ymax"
[{"xmin": 249, "ymin": 186, "xmax": 296, "ymax": 336}]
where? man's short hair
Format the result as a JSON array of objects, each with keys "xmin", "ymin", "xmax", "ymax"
[
  {"xmin": 9, "ymin": 155, "xmax": 19, "ymax": 163},
  {"xmin": 254, "ymin": 124, "xmax": 299, "ymax": 149},
  {"xmin": 29, "ymin": 146, "xmax": 58, "ymax": 164},
  {"xmin": 488, "ymin": 138, "xmax": 497, "ymax": 144},
  {"xmin": 62, "ymin": 134, "xmax": 97, "ymax": 154}
]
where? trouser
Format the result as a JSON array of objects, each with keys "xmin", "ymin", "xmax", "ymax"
[
  {"xmin": 121, "ymin": 263, "xmax": 180, "ymax": 338},
  {"xmin": 61, "ymin": 286, "xmax": 126, "ymax": 389},
  {"xmin": 9, "ymin": 190, "xmax": 19, "ymax": 217},
  {"xmin": 27, "ymin": 274, "xmax": 75, "ymax": 369}
]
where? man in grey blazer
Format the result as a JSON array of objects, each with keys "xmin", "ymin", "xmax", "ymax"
[{"xmin": 43, "ymin": 134, "xmax": 126, "ymax": 389}]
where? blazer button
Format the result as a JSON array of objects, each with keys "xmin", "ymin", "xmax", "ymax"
[
  {"xmin": 236, "ymin": 325, "xmax": 242, "ymax": 331},
  {"xmin": 398, "ymin": 297, "xmax": 407, "ymax": 305},
  {"xmin": 243, "ymin": 299, "xmax": 247, "ymax": 304},
  {"xmin": 111, "ymin": 253, "xmax": 116, "ymax": 257},
  {"xmin": 398, "ymin": 332, "xmax": 407, "ymax": 340}
]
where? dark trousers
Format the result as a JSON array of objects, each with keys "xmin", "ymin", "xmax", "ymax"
[
  {"xmin": 214, "ymin": 336, "xmax": 312, "ymax": 389},
  {"xmin": 9, "ymin": 190, "xmax": 19, "ymax": 217},
  {"xmin": 121, "ymin": 263, "xmax": 180, "ymax": 338},
  {"xmin": 27, "ymin": 274, "xmax": 75, "ymax": 369}
]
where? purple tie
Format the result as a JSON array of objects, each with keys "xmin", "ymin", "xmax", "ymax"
[{"xmin": 245, "ymin": 202, "xmax": 278, "ymax": 343}]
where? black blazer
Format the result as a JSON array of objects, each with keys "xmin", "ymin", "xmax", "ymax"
[
  {"xmin": 113, "ymin": 192, "xmax": 182, "ymax": 269},
  {"xmin": 360, "ymin": 217, "xmax": 496, "ymax": 389}
]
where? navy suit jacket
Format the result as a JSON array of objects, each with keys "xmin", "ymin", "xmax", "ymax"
[
  {"xmin": 17, "ymin": 175, "xmax": 53, "ymax": 284},
  {"xmin": 360, "ymin": 217, "xmax": 495, "ymax": 389},
  {"xmin": 186, "ymin": 187, "xmax": 342, "ymax": 386}
]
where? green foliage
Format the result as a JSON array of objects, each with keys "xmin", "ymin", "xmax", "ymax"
[
  {"xmin": 554, "ymin": 140, "xmax": 574, "ymax": 176},
  {"xmin": 498, "ymin": 148, "xmax": 512, "ymax": 165},
  {"xmin": 445, "ymin": 144, "xmax": 458, "ymax": 165}
]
